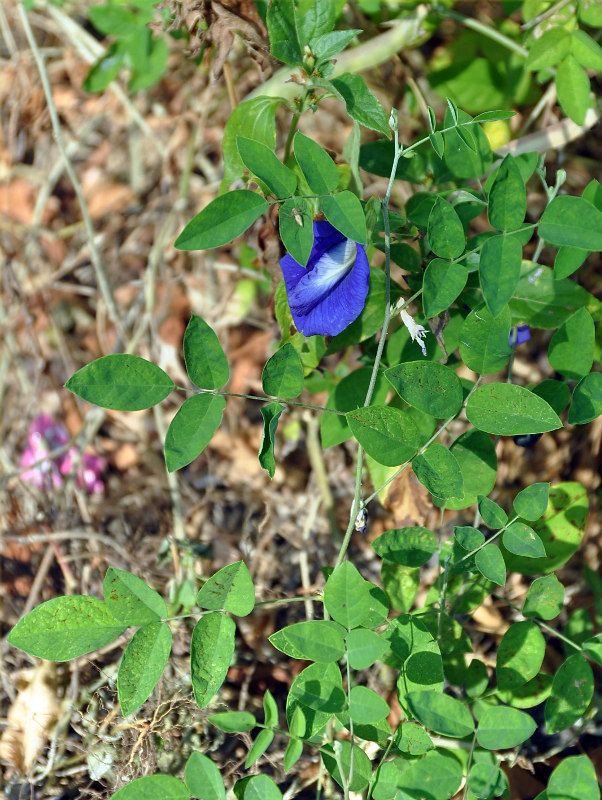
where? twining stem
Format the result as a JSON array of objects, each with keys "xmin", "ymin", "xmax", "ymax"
[
  {"xmin": 462, "ymin": 732, "xmax": 478, "ymax": 800},
  {"xmin": 334, "ymin": 112, "xmax": 403, "ymax": 571},
  {"xmin": 175, "ymin": 386, "xmax": 347, "ymax": 416},
  {"xmin": 437, "ymin": 6, "xmax": 529, "ymax": 59}
]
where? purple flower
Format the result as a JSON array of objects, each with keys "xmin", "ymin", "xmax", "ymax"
[
  {"xmin": 280, "ymin": 221, "xmax": 370, "ymax": 337},
  {"xmin": 510, "ymin": 324, "xmax": 530, "ymax": 347},
  {"xmin": 20, "ymin": 414, "xmax": 105, "ymax": 494}
]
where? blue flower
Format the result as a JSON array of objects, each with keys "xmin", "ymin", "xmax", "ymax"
[
  {"xmin": 280, "ymin": 221, "xmax": 370, "ymax": 337},
  {"xmin": 510, "ymin": 324, "xmax": 530, "ymax": 347}
]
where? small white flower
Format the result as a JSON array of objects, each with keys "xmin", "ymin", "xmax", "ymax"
[{"xmin": 399, "ymin": 308, "xmax": 428, "ymax": 356}]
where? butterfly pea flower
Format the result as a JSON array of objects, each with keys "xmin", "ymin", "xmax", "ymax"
[
  {"xmin": 280, "ymin": 221, "xmax": 370, "ymax": 337},
  {"xmin": 510, "ymin": 324, "xmax": 530, "ymax": 347}
]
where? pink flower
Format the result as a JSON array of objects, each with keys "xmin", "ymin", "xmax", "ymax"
[{"xmin": 20, "ymin": 414, "xmax": 105, "ymax": 494}]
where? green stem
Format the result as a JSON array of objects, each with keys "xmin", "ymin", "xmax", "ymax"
[
  {"xmin": 334, "ymin": 112, "xmax": 402, "ymax": 570},
  {"xmin": 284, "ymin": 90, "xmax": 309, "ymax": 161},
  {"xmin": 455, "ymin": 514, "xmax": 519, "ymax": 565},
  {"xmin": 462, "ymin": 733, "xmax": 478, "ymax": 800},
  {"xmin": 438, "ymin": 6, "xmax": 529, "ymax": 59},
  {"xmin": 174, "ymin": 386, "xmax": 347, "ymax": 416}
]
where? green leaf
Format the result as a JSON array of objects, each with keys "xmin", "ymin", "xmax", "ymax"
[
  {"xmin": 459, "ymin": 303, "xmax": 512, "ymax": 375},
  {"xmin": 497, "ymin": 673, "xmax": 553, "ymax": 709},
  {"xmin": 321, "ymin": 741, "xmax": 372, "ymax": 792},
  {"xmin": 222, "ymin": 97, "xmax": 281, "ymax": 188},
  {"xmin": 245, "ymin": 728, "xmax": 274, "ymax": 768},
  {"xmin": 479, "ymin": 234, "xmax": 523, "ymax": 318},
  {"xmin": 395, "ymin": 721, "xmax": 434, "ymax": 755},
  {"xmin": 514, "ymin": 483, "xmax": 550, "ymax": 521},
  {"xmin": 165, "ymin": 394, "xmax": 226, "ymax": 472},
  {"xmin": 110, "ymin": 775, "xmax": 189, "ymax": 800},
  {"xmin": 385, "ymin": 361, "xmax": 463, "ymax": 418},
  {"xmin": 548, "ymin": 755, "xmax": 600, "ymax": 800},
  {"xmin": 190, "ymin": 612, "xmax": 236, "ymax": 709},
  {"xmin": 286, "ymin": 662, "xmax": 345, "ymax": 737},
  {"xmin": 526, "ymin": 27, "xmax": 571, "ymax": 70},
  {"xmin": 466, "ymin": 383, "xmax": 562, "ymax": 435},
  {"xmin": 548, "ymin": 307, "xmax": 595, "ymax": 380},
  {"xmin": 283, "ymin": 737, "xmax": 303, "ymax": 772},
  {"xmin": 118, "ymin": 622, "xmax": 172, "ymax": 715},
  {"xmin": 397, "ymin": 750, "xmax": 463, "ymax": 800},
  {"xmin": 324, "ymin": 561, "xmax": 371, "ymax": 628},
  {"xmin": 293, "ymin": 132, "xmax": 339, "ymax": 194},
  {"xmin": 523, "ymin": 574, "xmax": 565, "ymax": 619},
  {"xmin": 473, "ymin": 110, "xmax": 517, "ymax": 122},
  {"xmin": 175, "ymin": 191, "xmax": 268, "ymax": 251},
  {"xmin": 208, "ymin": 711, "xmax": 256, "ymax": 732},
  {"xmin": 237, "ymin": 136, "xmax": 297, "ymax": 198},
  {"xmin": 429, "ymin": 131, "xmax": 445, "ymax": 158},
  {"xmin": 103, "ymin": 567, "xmax": 166, "ymax": 625},
  {"xmin": 468, "ymin": 763, "xmax": 508, "ymax": 800},
  {"xmin": 311, "ymin": 29, "xmax": 360, "ymax": 61},
  {"xmin": 571, "ymin": 28, "xmax": 602, "ymax": 69},
  {"xmin": 443, "ymin": 110, "xmax": 492, "ymax": 179},
  {"xmin": 510, "ymin": 263, "xmax": 602, "ymax": 328},
  {"xmin": 259, "ymin": 401, "xmax": 285, "ymax": 478},
  {"xmin": 346, "ymin": 628, "xmax": 388, "ymax": 670},
  {"xmin": 183, "ymin": 315, "xmax": 229, "ymax": 390},
  {"xmin": 295, "ymin": 0, "xmax": 335, "ymax": 45},
  {"xmin": 321, "ymin": 367, "xmax": 388, "ymax": 449},
  {"xmin": 554, "ymin": 246, "xmax": 589, "ymax": 280},
  {"xmin": 475, "ymin": 545, "xmax": 506, "ymax": 586},
  {"xmin": 330, "ymin": 72, "xmax": 390, "ymax": 137},
  {"xmin": 488, "ymin": 154, "xmax": 526, "ymax": 231},
  {"xmin": 503, "ymin": 522, "xmax": 547, "ymax": 558},
  {"xmin": 539, "ymin": 195, "xmax": 602, "ymax": 251},
  {"xmin": 266, "ymin": 0, "xmax": 302, "ymax": 64},
  {"xmin": 262, "ymin": 343, "xmax": 304, "ymax": 399},
  {"xmin": 568, "ymin": 372, "xmax": 602, "ymax": 424},
  {"xmin": 406, "ymin": 690, "xmax": 474, "ymax": 738},
  {"xmin": 197, "ymin": 561, "xmax": 255, "ymax": 617},
  {"xmin": 269, "ymin": 620, "xmax": 345, "ymax": 662},
  {"xmin": 279, "ymin": 197, "xmax": 314, "ymax": 267},
  {"xmin": 427, "ymin": 196, "xmax": 465, "ymax": 259},
  {"xmin": 320, "ymin": 191, "xmax": 367, "ymax": 243},
  {"xmin": 466, "ymin": 659, "xmax": 489, "ymax": 698},
  {"xmin": 476, "ymin": 706, "xmax": 536, "ymax": 750},
  {"xmin": 371, "ymin": 526, "xmax": 437, "ymax": 567},
  {"xmin": 496, "ymin": 621, "xmax": 545, "ymax": 690},
  {"xmin": 234, "ymin": 775, "xmax": 283, "ymax": 800},
  {"xmin": 477, "ymin": 495, "xmax": 507, "ymax": 528},
  {"xmin": 441, "ymin": 429, "xmax": 497, "ymax": 510},
  {"xmin": 413, "ymin": 444, "xmax": 464, "ymax": 500},
  {"xmin": 346, "ymin": 405, "xmax": 419, "ymax": 466},
  {"xmin": 556, "ymin": 54, "xmax": 591, "ymax": 124},
  {"xmin": 349, "ymin": 685, "xmax": 389, "ymax": 724},
  {"xmin": 83, "ymin": 45, "xmax": 124, "ymax": 93},
  {"xmin": 185, "ymin": 752, "xmax": 226, "ymax": 800},
  {"xmin": 263, "ymin": 689, "xmax": 278, "ymax": 728},
  {"xmin": 503, "ymin": 481, "xmax": 588, "ymax": 575},
  {"xmin": 533, "ymin": 380, "xmax": 571, "ymax": 416},
  {"xmin": 546, "ymin": 653, "xmax": 594, "ymax": 734},
  {"xmin": 8, "ymin": 596, "xmax": 125, "ymax": 661},
  {"xmin": 66, "ymin": 354, "xmax": 174, "ymax": 411},
  {"xmin": 422, "ymin": 258, "xmax": 467, "ymax": 319},
  {"xmin": 381, "ymin": 562, "xmax": 419, "ymax": 613}
]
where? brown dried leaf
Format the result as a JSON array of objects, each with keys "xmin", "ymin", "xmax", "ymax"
[{"xmin": 0, "ymin": 662, "xmax": 61, "ymax": 774}]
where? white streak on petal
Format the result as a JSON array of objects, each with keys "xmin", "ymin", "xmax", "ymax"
[{"xmin": 312, "ymin": 238, "xmax": 356, "ymax": 290}]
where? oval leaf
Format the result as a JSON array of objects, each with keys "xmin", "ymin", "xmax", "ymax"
[
  {"xmin": 262, "ymin": 343, "xmax": 304, "ymax": 399},
  {"xmin": 412, "ymin": 444, "xmax": 464, "ymax": 500},
  {"xmin": 346, "ymin": 405, "xmax": 419, "ymax": 466},
  {"xmin": 175, "ymin": 190, "xmax": 268, "ymax": 251},
  {"xmin": 190, "ymin": 612, "xmax": 235, "ymax": 709},
  {"xmin": 237, "ymin": 136, "xmax": 297, "ymax": 198},
  {"xmin": 165, "ymin": 393, "xmax": 226, "ymax": 472},
  {"xmin": 427, "ymin": 196, "xmax": 465, "ymax": 259},
  {"xmin": 466, "ymin": 383, "xmax": 562, "ymax": 435},
  {"xmin": 66, "ymin": 355, "xmax": 174, "ymax": 411},
  {"xmin": 320, "ymin": 190, "xmax": 367, "ymax": 244},
  {"xmin": 476, "ymin": 706, "xmax": 536, "ymax": 750},
  {"xmin": 7, "ymin": 596, "xmax": 125, "ymax": 661},
  {"xmin": 293, "ymin": 131, "xmax": 339, "ymax": 194},
  {"xmin": 406, "ymin": 690, "xmax": 474, "ymax": 738},
  {"xmin": 385, "ymin": 361, "xmax": 463, "ymax": 418},
  {"xmin": 324, "ymin": 562, "xmax": 371, "ymax": 629},
  {"xmin": 197, "ymin": 561, "xmax": 255, "ymax": 617},
  {"xmin": 545, "ymin": 653, "xmax": 594, "ymax": 734},
  {"xmin": 548, "ymin": 307, "xmax": 595, "ymax": 380},
  {"xmin": 118, "ymin": 622, "xmax": 172, "ymax": 715},
  {"xmin": 371, "ymin": 526, "xmax": 437, "ymax": 567},
  {"xmin": 496, "ymin": 621, "xmax": 545, "ymax": 691},
  {"xmin": 423, "ymin": 258, "xmax": 468, "ymax": 319},
  {"xmin": 103, "ymin": 567, "xmax": 166, "ymax": 625},
  {"xmin": 568, "ymin": 372, "xmax": 602, "ymax": 425},
  {"xmin": 459, "ymin": 303, "xmax": 512, "ymax": 375},
  {"xmin": 184, "ymin": 315, "xmax": 229, "ymax": 390},
  {"xmin": 111, "ymin": 775, "xmax": 189, "ymax": 800},
  {"xmin": 185, "ymin": 752, "xmax": 226, "ymax": 800},
  {"xmin": 503, "ymin": 522, "xmax": 547, "ymax": 558},
  {"xmin": 269, "ymin": 621, "xmax": 345, "ymax": 662},
  {"xmin": 539, "ymin": 195, "xmax": 602, "ymax": 251}
]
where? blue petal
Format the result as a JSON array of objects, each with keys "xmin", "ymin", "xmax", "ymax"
[{"xmin": 280, "ymin": 221, "xmax": 369, "ymax": 337}]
